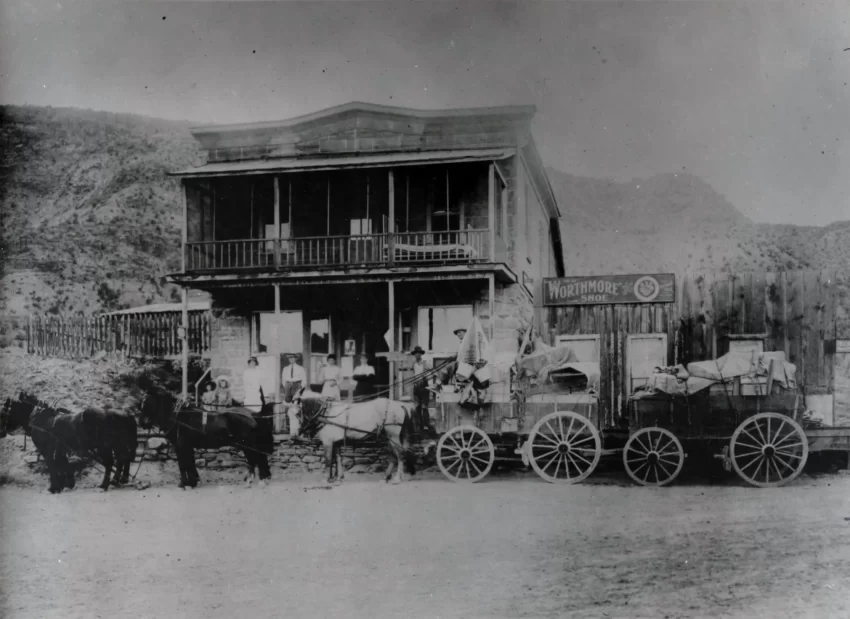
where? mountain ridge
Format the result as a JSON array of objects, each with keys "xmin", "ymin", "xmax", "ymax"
[{"xmin": 1, "ymin": 105, "xmax": 847, "ymax": 338}]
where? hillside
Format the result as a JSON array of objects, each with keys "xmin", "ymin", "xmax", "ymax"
[
  {"xmin": 547, "ymin": 169, "xmax": 850, "ymax": 333},
  {"xmin": 0, "ymin": 105, "xmax": 199, "ymax": 317},
  {"xmin": 0, "ymin": 105, "xmax": 847, "ymax": 335}
]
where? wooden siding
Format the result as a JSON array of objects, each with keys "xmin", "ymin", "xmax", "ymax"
[{"xmin": 547, "ymin": 269, "xmax": 840, "ymax": 429}]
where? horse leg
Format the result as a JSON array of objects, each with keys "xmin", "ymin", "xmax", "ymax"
[
  {"xmin": 258, "ymin": 453, "xmax": 271, "ymax": 485},
  {"xmin": 323, "ymin": 442, "xmax": 336, "ymax": 484},
  {"xmin": 187, "ymin": 448, "xmax": 200, "ymax": 488},
  {"xmin": 98, "ymin": 447, "xmax": 114, "ymax": 491},
  {"xmin": 243, "ymin": 449, "xmax": 256, "ymax": 488},
  {"xmin": 336, "ymin": 447, "xmax": 345, "ymax": 482},
  {"xmin": 49, "ymin": 449, "xmax": 67, "ymax": 493},
  {"xmin": 384, "ymin": 457, "xmax": 396, "ymax": 483},
  {"xmin": 176, "ymin": 445, "xmax": 189, "ymax": 489},
  {"xmin": 64, "ymin": 451, "xmax": 76, "ymax": 490}
]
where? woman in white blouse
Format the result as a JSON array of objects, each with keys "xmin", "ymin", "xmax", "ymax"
[{"xmin": 318, "ymin": 354, "xmax": 342, "ymax": 400}]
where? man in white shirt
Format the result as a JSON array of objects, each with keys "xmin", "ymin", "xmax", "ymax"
[{"xmin": 281, "ymin": 353, "xmax": 307, "ymax": 404}]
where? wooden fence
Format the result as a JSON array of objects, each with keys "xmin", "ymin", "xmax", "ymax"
[
  {"xmin": 547, "ymin": 269, "xmax": 846, "ymax": 427},
  {"xmin": 27, "ymin": 311, "xmax": 211, "ymax": 359}
]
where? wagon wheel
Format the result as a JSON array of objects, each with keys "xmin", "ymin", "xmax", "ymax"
[
  {"xmin": 436, "ymin": 425, "xmax": 495, "ymax": 483},
  {"xmin": 527, "ymin": 411, "xmax": 601, "ymax": 483},
  {"xmin": 623, "ymin": 428, "xmax": 685, "ymax": 487},
  {"xmin": 730, "ymin": 413, "xmax": 809, "ymax": 488}
]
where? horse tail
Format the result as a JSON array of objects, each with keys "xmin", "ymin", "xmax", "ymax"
[
  {"xmin": 124, "ymin": 413, "xmax": 137, "ymax": 463},
  {"xmin": 257, "ymin": 404, "xmax": 275, "ymax": 455},
  {"xmin": 400, "ymin": 404, "xmax": 417, "ymax": 476}
]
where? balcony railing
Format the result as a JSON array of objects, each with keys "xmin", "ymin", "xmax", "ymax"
[{"xmin": 184, "ymin": 229, "xmax": 489, "ymax": 272}]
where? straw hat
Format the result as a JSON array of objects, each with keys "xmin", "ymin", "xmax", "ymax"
[
  {"xmin": 453, "ymin": 328, "xmax": 467, "ymax": 337},
  {"xmin": 411, "ymin": 346, "xmax": 425, "ymax": 355},
  {"xmin": 247, "ymin": 357, "xmax": 258, "ymax": 366}
]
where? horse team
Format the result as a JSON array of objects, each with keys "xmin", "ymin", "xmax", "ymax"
[{"xmin": 1, "ymin": 385, "xmax": 418, "ymax": 493}]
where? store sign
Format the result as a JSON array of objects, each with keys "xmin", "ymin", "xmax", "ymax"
[
  {"xmin": 837, "ymin": 340, "xmax": 850, "ymax": 354},
  {"xmin": 543, "ymin": 273, "xmax": 676, "ymax": 306}
]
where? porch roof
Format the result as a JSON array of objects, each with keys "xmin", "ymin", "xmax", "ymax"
[{"xmin": 169, "ymin": 148, "xmax": 513, "ymax": 178}]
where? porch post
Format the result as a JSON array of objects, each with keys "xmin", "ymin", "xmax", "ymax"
[
  {"xmin": 488, "ymin": 274, "xmax": 495, "ymax": 342},
  {"xmin": 488, "ymin": 163, "xmax": 496, "ymax": 262},
  {"xmin": 273, "ymin": 176, "xmax": 281, "ymax": 267},
  {"xmin": 181, "ymin": 287, "xmax": 189, "ymax": 398},
  {"xmin": 388, "ymin": 280, "xmax": 396, "ymax": 400},
  {"xmin": 273, "ymin": 283, "xmax": 283, "ymax": 432}
]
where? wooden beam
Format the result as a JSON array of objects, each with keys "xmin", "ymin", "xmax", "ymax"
[
  {"xmin": 488, "ymin": 163, "xmax": 496, "ymax": 262},
  {"xmin": 273, "ymin": 283, "xmax": 282, "ymax": 431},
  {"xmin": 388, "ymin": 170, "xmax": 395, "ymax": 233},
  {"xmin": 181, "ymin": 182, "xmax": 188, "ymax": 272},
  {"xmin": 181, "ymin": 287, "xmax": 189, "ymax": 397},
  {"xmin": 388, "ymin": 280, "xmax": 396, "ymax": 399},
  {"xmin": 273, "ymin": 176, "xmax": 281, "ymax": 267},
  {"xmin": 488, "ymin": 274, "xmax": 495, "ymax": 341}
]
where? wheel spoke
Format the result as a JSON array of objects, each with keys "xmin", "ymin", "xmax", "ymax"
[
  {"xmin": 544, "ymin": 420, "xmax": 559, "ymax": 442},
  {"xmin": 532, "ymin": 446, "xmax": 559, "ymax": 458},
  {"xmin": 552, "ymin": 453, "xmax": 562, "ymax": 478},
  {"xmin": 740, "ymin": 454, "xmax": 764, "ymax": 474},
  {"xmin": 627, "ymin": 442, "xmax": 650, "ymax": 457},
  {"xmin": 769, "ymin": 419, "xmax": 787, "ymax": 445},
  {"xmin": 445, "ymin": 457, "xmax": 463, "ymax": 474},
  {"xmin": 565, "ymin": 416, "xmax": 576, "ymax": 442},
  {"xmin": 469, "ymin": 445, "xmax": 491, "ymax": 455},
  {"xmin": 441, "ymin": 444, "xmax": 461, "ymax": 454},
  {"xmin": 542, "ymin": 452, "xmax": 559, "ymax": 472},
  {"xmin": 569, "ymin": 435, "xmax": 596, "ymax": 447},
  {"xmin": 774, "ymin": 454, "xmax": 797, "ymax": 474},
  {"xmin": 764, "ymin": 458, "xmax": 770, "ymax": 484},
  {"xmin": 627, "ymin": 457, "xmax": 650, "ymax": 464},
  {"xmin": 657, "ymin": 455, "xmax": 681, "ymax": 466},
  {"xmin": 742, "ymin": 429, "xmax": 765, "ymax": 447},
  {"xmin": 641, "ymin": 461, "xmax": 653, "ymax": 483},
  {"xmin": 735, "ymin": 440, "xmax": 763, "ymax": 451},
  {"xmin": 536, "ymin": 431, "xmax": 559, "ymax": 447},
  {"xmin": 734, "ymin": 449, "xmax": 764, "ymax": 458},
  {"xmin": 470, "ymin": 455, "xmax": 491, "ymax": 466},
  {"xmin": 769, "ymin": 457, "xmax": 783, "ymax": 482},
  {"xmin": 656, "ymin": 458, "xmax": 674, "ymax": 481},
  {"xmin": 565, "ymin": 453, "xmax": 581, "ymax": 477},
  {"xmin": 772, "ymin": 432, "xmax": 802, "ymax": 448},
  {"xmin": 753, "ymin": 419, "xmax": 768, "ymax": 446},
  {"xmin": 774, "ymin": 442, "xmax": 804, "ymax": 451},
  {"xmin": 570, "ymin": 450, "xmax": 593, "ymax": 467},
  {"xmin": 773, "ymin": 449, "xmax": 803, "ymax": 459},
  {"xmin": 467, "ymin": 457, "xmax": 483, "ymax": 478},
  {"xmin": 448, "ymin": 434, "xmax": 463, "ymax": 451}
]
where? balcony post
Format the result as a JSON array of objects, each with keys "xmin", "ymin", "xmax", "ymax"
[
  {"xmin": 181, "ymin": 287, "xmax": 189, "ymax": 398},
  {"xmin": 388, "ymin": 280, "xmax": 395, "ymax": 399},
  {"xmin": 388, "ymin": 169, "xmax": 395, "ymax": 265},
  {"xmin": 488, "ymin": 163, "xmax": 496, "ymax": 262}
]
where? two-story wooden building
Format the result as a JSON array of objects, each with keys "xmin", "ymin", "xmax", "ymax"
[{"xmin": 168, "ymin": 102, "xmax": 564, "ymax": 424}]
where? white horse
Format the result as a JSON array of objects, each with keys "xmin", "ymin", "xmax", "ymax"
[{"xmin": 288, "ymin": 390, "xmax": 416, "ymax": 484}]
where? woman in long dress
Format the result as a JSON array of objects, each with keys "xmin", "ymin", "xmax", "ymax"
[
  {"xmin": 318, "ymin": 354, "xmax": 342, "ymax": 401},
  {"xmin": 242, "ymin": 357, "xmax": 264, "ymax": 413},
  {"xmin": 352, "ymin": 353, "xmax": 378, "ymax": 401}
]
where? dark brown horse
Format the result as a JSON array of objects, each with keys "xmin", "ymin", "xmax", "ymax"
[
  {"xmin": 1, "ymin": 392, "xmax": 137, "ymax": 492},
  {"xmin": 137, "ymin": 391, "xmax": 274, "ymax": 489}
]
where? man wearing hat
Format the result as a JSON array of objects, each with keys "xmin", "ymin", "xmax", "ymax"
[
  {"xmin": 242, "ymin": 357, "xmax": 264, "ymax": 413},
  {"xmin": 411, "ymin": 345, "xmax": 433, "ymax": 432},
  {"xmin": 281, "ymin": 353, "xmax": 306, "ymax": 404}
]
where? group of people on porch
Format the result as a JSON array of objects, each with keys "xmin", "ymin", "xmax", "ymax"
[{"xmin": 205, "ymin": 325, "xmax": 472, "ymax": 435}]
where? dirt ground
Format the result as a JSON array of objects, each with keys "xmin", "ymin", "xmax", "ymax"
[{"xmin": 2, "ymin": 469, "xmax": 850, "ymax": 619}]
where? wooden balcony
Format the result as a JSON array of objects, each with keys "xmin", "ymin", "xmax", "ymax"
[{"xmin": 184, "ymin": 229, "xmax": 490, "ymax": 272}]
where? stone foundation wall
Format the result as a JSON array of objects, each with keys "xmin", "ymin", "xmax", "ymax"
[{"xmin": 136, "ymin": 435, "xmax": 431, "ymax": 473}]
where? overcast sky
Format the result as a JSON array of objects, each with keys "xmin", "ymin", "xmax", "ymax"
[{"xmin": 1, "ymin": 0, "xmax": 849, "ymax": 225}]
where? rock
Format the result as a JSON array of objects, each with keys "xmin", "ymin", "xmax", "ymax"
[
  {"xmin": 346, "ymin": 464, "xmax": 369, "ymax": 474},
  {"xmin": 147, "ymin": 437, "xmax": 168, "ymax": 450},
  {"xmin": 366, "ymin": 463, "xmax": 384, "ymax": 474},
  {"xmin": 301, "ymin": 455, "xmax": 320, "ymax": 463},
  {"xmin": 23, "ymin": 455, "xmax": 38, "ymax": 464},
  {"xmin": 195, "ymin": 459, "xmax": 205, "ymax": 468},
  {"xmin": 353, "ymin": 457, "xmax": 373, "ymax": 465},
  {"xmin": 307, "ymin": 462, "xmax": 324, "ymax": 471},
  {"xmin": 204, "ymin": 453, "xmax": 218, "ymax": 462}
]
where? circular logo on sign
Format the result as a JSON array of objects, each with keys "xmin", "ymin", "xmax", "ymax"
[{"xmin": 633, "ymin": 276, "xmax": 661, "ymax": 302}]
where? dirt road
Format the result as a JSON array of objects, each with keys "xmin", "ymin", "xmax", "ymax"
[{"xmin": 2, "ymin": 474, "xmax": 850, "ymax": 619}]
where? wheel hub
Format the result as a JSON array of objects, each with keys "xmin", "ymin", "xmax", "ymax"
[
  {"xmin": 647, "ymin": 451, "xmax": 659, "ymax": 465},
  {"xmin": 558, "ymin": 442, "xmax": 570, "ymax": 455},
  {"xmin": 460, "ymin": 449, "xmax": 471, "ymax": 460},
  {"xmin": 762, "ymin": 445, "xmax": 776, "ymax": 458}
]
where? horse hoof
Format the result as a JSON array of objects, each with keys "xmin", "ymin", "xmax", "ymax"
[{"xmin": 391, "ymin": 478, "xmax": 401, "ymax": 485}]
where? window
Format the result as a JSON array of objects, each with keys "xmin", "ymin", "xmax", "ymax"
[
  {"xmin": 417, "ymin": 305, "xmax": 474, "ymax": 355},
  {"xmin": 350, "ymin": 218, "xmax": 372, "ymax": 236},
  {"xmin": 254, "ymin": 311, "xmax": 302, "ymax": 354},
  {"xmin": 627, "ymin": 334, "xmax": 668, "ymax": 393},
  {"xmin": 556, "ymin": 335, "xmax": 600, "ymax": 363}
]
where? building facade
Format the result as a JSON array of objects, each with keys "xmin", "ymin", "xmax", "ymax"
[{"xmin": 167, "ymin": 102, "xmax": 565, "ymax": 424}]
